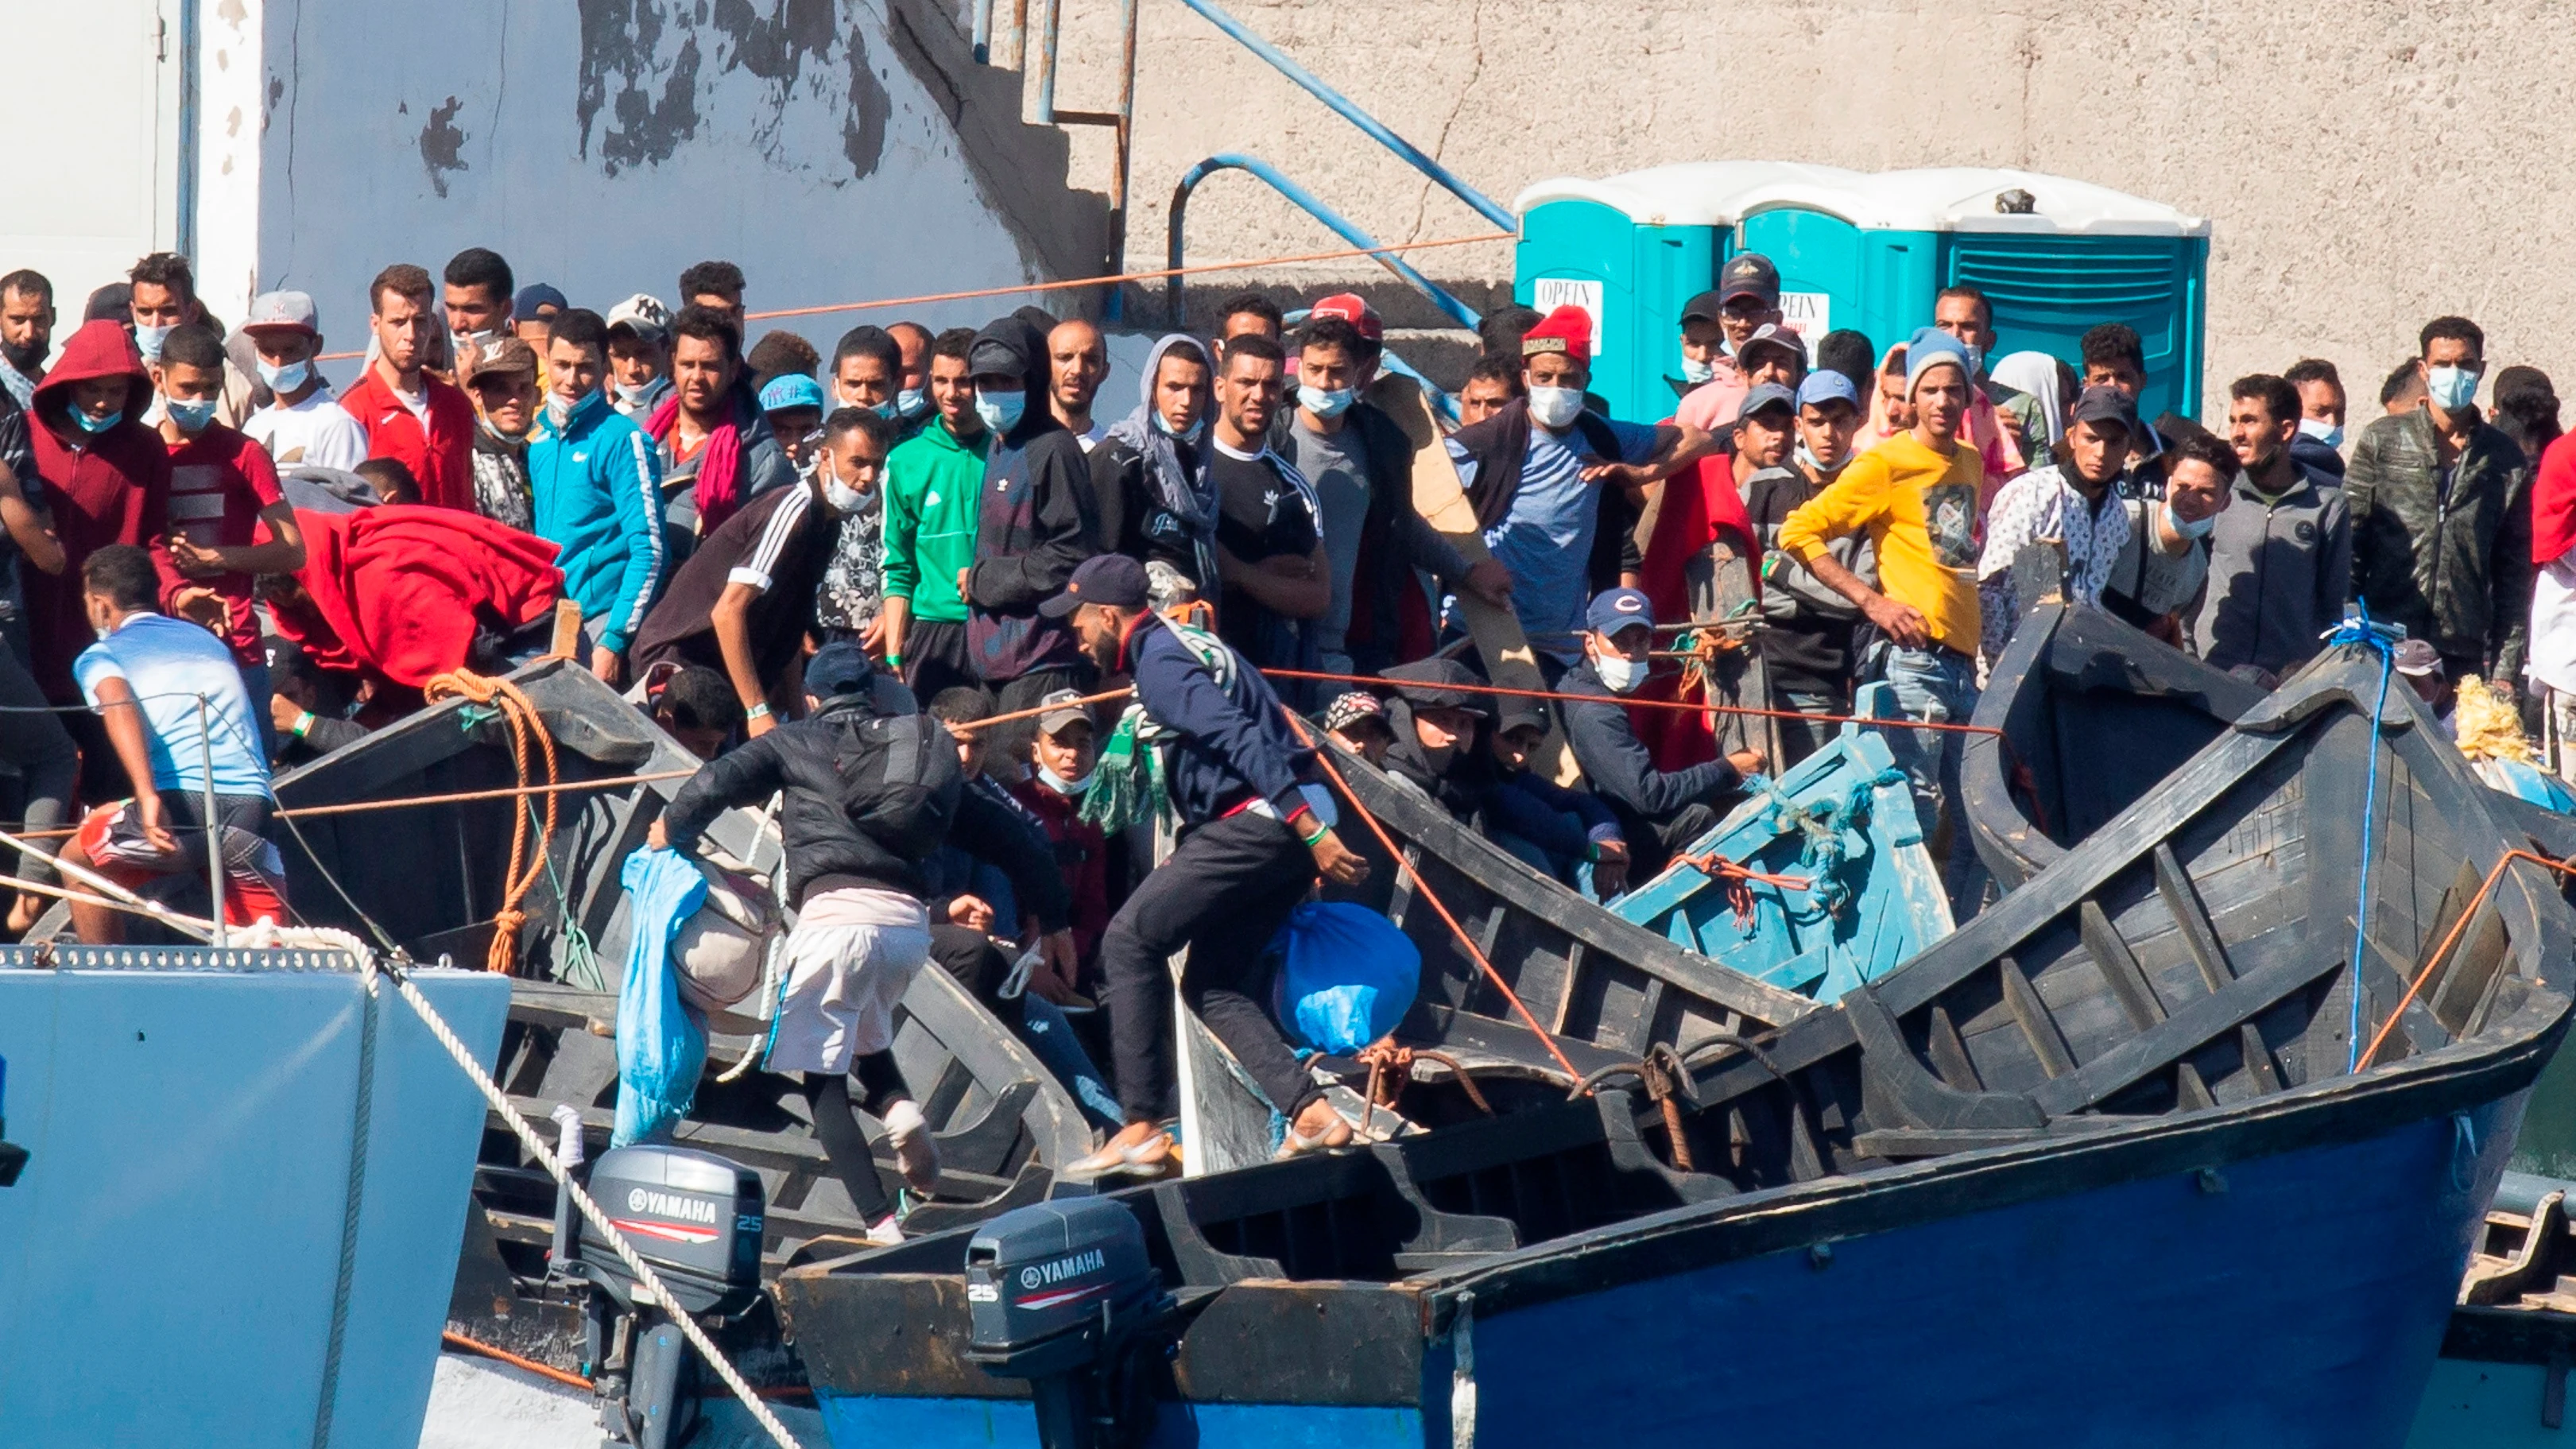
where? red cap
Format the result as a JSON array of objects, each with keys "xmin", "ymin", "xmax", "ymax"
[
  {"xmin": 1520, "ymin": 304, "xmax": 1593, "ymax": 366},
  {"xmin": 1309, "ymin": 293, "xmax": 1382, "ymax": 343}
]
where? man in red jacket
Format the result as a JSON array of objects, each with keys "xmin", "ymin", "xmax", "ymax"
[
  {"xmin": 339, "ymin": 263, "xmax": 475, "ymax": 510},
  {"xmin": 25, "ymin": 319, "xmax": 168, "ymax": 705}
]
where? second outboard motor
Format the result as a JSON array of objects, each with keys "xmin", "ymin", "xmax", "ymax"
[
  {"xmin": 964, "ymin": 1199, "xmax": 1178, "ymax": 1448},
  {"xmin": 552, "ymin": 1141, "xmax": 765, "ymax": 1449}
]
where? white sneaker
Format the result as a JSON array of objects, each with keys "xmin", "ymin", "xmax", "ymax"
[
  {"xmin": 883, "ymin": 1099, "xmax": 942, "ymax": 1197},
  {"xmin": 863, "ymin": 1214, "xmax": 905, "ymax": 1246}
]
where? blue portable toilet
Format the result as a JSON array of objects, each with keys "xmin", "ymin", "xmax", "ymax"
[{"xmin": 1513, "ymin": 162, "xmax": 2210, "ymax": 427}]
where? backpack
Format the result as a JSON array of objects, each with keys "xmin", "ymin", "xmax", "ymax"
[{"xmin": 831, "ymin": 710, "xmax": 964, "ymax": 858}]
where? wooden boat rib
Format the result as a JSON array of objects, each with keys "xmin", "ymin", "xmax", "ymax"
[
  {"xmin": 781, "ymin": 631, "xmax": 2576, "ymax": 1447},
  {"xmin": 260, "ymin": 657, "xmax": 1090, "ymax": 1280}
]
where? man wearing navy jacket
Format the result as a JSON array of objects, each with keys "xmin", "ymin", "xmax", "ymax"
[{"xmin": 1050, "ymin": 553, "xmax": 1370, "ymax": 1179}]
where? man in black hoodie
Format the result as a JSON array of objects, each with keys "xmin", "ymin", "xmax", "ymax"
[
  {"xmin": 1373, "ymin": 657, "xmax": 1493, "ymax": 820},
  {"xmin": 959, "ymin": 315, "xmax": 1099, "ymax": 754}
]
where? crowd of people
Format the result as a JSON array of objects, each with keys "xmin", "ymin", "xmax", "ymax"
[{"xmin": 0, "ymin": 240, "xmax": 2564, "ymax": 1231}]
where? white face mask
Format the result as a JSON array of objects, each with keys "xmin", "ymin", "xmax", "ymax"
[
  {"xmin": 1528, "ymin": 385, "xmax": 1584, "ymax": 430},
  {"xmin": 2296, "ymin": 417, "xmax": 2345, "ymax": 450},
  {"xmin": 544, "ymin": 393, "xmax": 574, "ymax": 426},
  {"xmin": 896, "ymin": 386, "xmax": 929, "ymax": 419},
  {"xmin": 2167, "ymin": 498, "xmax": 2217, "ymax": 540},
  {"xmin": 825, "ymin": 479, "xmax": 868, "ymax": 515},
  {"xmin": 258, "ymin": 358, "xmax": 313, "ymax": 393},
  {"xmin": 1595, "ymin": 653, "xmax": 1647, "ymax": 694},
  {"xmin": 975, "ymin": 388, "xmax": 1026, "ymax": 436},
  {"xmin": 1036, "ymin": 765, "xmax": 1091, "ymax": 797},
  {"xmin": 1680, "ymin": 355, "xmax": 1716, "ymax": 386},
  {"xmin": 1795, "ymin": 442, "xmax": 1849, "ymax": 478}
]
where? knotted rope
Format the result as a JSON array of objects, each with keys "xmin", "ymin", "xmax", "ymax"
[
  {"xmin": 424, "ymin": 670, "xmax": 560, "ymax": 974},
  {"xmin": 2321, "ymin": 605, "xmax": 2400, "ymax": 1071}
]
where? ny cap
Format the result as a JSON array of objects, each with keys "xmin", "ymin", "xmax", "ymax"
[
  {"xmin": 243, "ymin": 290, "xmax": 321, "ymax": 338},
  {"xmin": 1586, "ymin": 586, "xmax": 1656, "ymax": 636}
]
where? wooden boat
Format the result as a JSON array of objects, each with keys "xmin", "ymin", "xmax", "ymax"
[
  {"xmin": 254, "ymin": 657, "xmax": 1091, "ymax": 1293},
  {"xmin": 1612, "ymin": 680, "xmax": 1952, "ymax": 1002},
  {"xmin": 776, "ymin": 639, "xmax": 2575, "ymax": 1446},
  {"xmin": 1179, "ymin": 738, "xmax": 1821, "ymax": 1174},
  {"xmin": 2408, "ymin": 1171, "xmax": 2576, "ymax": 1447}
]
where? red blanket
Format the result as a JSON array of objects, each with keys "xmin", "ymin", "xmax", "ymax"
[
  {"xmin": 1633, "ymin": 455, "xmax": 1761, "ymax": 770},
  {"xmin": 277, "ymin": 506, "xmax": 564, "ymax": 687}
]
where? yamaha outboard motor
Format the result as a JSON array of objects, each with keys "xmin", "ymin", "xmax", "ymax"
[
  {"xmin": 964, "ymin": 1199, "xmax": 1179, "ymax": 1448},
  {"xmin": 551, "ymin": 1141, "xmax": 765, "ymax": 1448}
]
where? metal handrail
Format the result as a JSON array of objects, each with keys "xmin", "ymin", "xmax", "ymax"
[
  {"xmin": 1168, "ymin": 0, "xmax": 1512, "ymax": 232},
  {"xmin": 1168, "ymin": 154, "xmax": 1481, "ymax": 331}
]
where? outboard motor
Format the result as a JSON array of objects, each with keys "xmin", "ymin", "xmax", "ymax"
[
  {"xmin": 964, "ymin": 1199, "xmax": 1179, "ymax": 1448},
  {"xmin": 551, "ymin": 1141, "xmax": 765, "ymax": 1448}
]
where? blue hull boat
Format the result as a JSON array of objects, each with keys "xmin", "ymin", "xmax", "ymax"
[
  {"xmin": 1613, "ymin": 681, "xmax": 1951, "ymax": 1003},
  {"xmin": 0, "ymin": 946, "xmax": 507, "ymax": 1447},
  {"xmin": 778, "ymin": 641, "xmax": 2576, "ymax": 1447}
]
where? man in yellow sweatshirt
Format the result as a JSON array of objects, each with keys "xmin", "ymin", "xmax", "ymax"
[{"xmin": 1777, "ymin": 327, "xmax": 1986, "ymax": 912}]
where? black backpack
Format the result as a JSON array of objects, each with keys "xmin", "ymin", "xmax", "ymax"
[{"xmin": 830, "ymin": 711, "xmax": 963, "ymax": 860}]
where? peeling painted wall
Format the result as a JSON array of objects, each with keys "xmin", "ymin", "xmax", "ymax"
[
  {"xmin": 242, "ymin": 0, "xmax": 1040, "ymax": 351},
  {"xmin": 1043, "ymin": 0, "xmax": 2576, "ymax": 413}
]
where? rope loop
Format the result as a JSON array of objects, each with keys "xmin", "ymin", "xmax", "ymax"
[{"xmin": 425, "ymin": 670, "xmax": 560, "ymax": 974}]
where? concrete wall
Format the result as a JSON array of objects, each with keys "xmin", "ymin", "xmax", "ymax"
[{"xmin": 1044, "ymin": 0, "xmax": 2576, "ymax": 414}]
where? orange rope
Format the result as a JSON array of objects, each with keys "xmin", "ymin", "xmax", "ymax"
[
  {"xmin": 424, "ymin": 670, "xmax": 559, "ymax": 973},
  {"xmin": 277, "ymin": 769, "xmax": 697, "ymax": 819},
  {"xmin": 2357, "ymin": 847, "xmax": 2576, "ymax": 1070},
  {"xmin": 943, "ymin": 685, "xmax": 1135, "ymax": 735},
  {"xmin": 1280, "ymin": 706, "xmax": 1582, "ymax": 1080},
  {"xmin": 442, "ymin": 1331, "xmax": 592, "ymax": 1391},
  {"xmin": 1261, "ymin": 667, "xmax": 2007, "ymax": 738},
  {"xmin": 1674, "ymin": 852, "xmax": 1811, "ymax": 892}
]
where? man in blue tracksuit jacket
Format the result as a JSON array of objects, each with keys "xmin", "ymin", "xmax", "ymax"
[
  {"xmin": 1046, "ymin": 552, "xmax": 1371, "ymax": 1180},
  {"xmin": 529, "ymin": 308, "xmax": 665, "ymax": 684}
]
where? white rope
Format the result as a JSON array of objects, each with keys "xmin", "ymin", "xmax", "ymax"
[
  {"xmin": 273, "ymin": 926, "xmax": 809, "ymax": 1449},
  {"xmin": 0, "ymin": 822, "xmax": 219, "ymax": 941}
]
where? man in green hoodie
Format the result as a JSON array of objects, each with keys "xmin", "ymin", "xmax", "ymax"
[{"xmin": 881, "ymin": 327, "xmax": 987, "ymax": 699}]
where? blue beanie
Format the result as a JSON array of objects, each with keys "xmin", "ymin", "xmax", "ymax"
[{"xmin": 1904, "ymin": 327, "xmax": 1974, "ymax": 397}]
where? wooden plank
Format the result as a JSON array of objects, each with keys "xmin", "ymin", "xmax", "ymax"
[
  {"xmin": 2080, "ymin": 899, "xmax": 2167, "ymax": 1029},
  {"xmin": 2175, "ymin": 1061, "xmax": 2216, "ymax": 1110},
  {"xmin": 2029, "ymin": 947, "xmax": 2349, "ymax": 1117},
  {"xmin": 1549, "ymin": 940, "xmax": 1585, "ymax": 1036},
  {"xmin": 2153, "ymin": 843, "xmax": 2235, "ymax": 992},
  {"xmin": 2237, "ymin": 1022, "xmax": 2285, "ymax": 1094},
  {"xmin": 1998, "ymin": 953, "xmax": 2078, "ymax": 1080},
  {"xmin": 1924, "ymin": 1003, "xmax": 1981, "ymax": 1092}
]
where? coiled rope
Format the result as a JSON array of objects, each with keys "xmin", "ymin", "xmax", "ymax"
[{"xmin": 424, "ymin": 670, "xmax": 560, "ymax": 974}]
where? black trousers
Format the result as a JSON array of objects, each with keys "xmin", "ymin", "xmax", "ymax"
[
  {"xmin": 1098, "ymin": 810, "xmax": 1316, "ymax": 1124},
  {"xmin": 902, "ymin": 618, "xmax": 981, "ymax": 705},
  {"xmin": 801, "ymin": 1051, "xmax": 911, "ymax": 1223}
]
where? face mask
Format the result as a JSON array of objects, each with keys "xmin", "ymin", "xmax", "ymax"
[
  {"xmin": 165, "ymin": 397, "xmax": 218, "ymax": 432},
  {"xmin": 1036, "ymin": 765, "xmax": 1092, "ymax": 797},
  {"xmin": 73, "ymin": 408, "xmax": 122, "ymax": 436},
  {"xmin": 2167, "ymin": 499, "xmax": 2217, "ymax": 540},
  {"xmin": 133, "ymin": 324, "xmax": 174, "ymax": 362},
  {"xmin": 864, "ymin": 398, "xmax": 897, "ymax": 420},
  {"xmin": 257, "ymin": 358, "xmax": 312, "ymax": 393},
  {"xmin": 2296, "ymin": 417, "xmax": 2345, "ymax": 450},
  {"xmin": 454, "ymin": 328, "xmax": 500, "ymax": 355},
  {"xmin": 544, "ymin": 393, "xmax": 574, "ymax": 426},
  {"xmin": 896, "ymin": 387, "xmax": 928, "ymax": 419},
  {"xmin": 825, "ymin": 479, "xmax": 870, "ymax": 515},
  {"xmin": 1152, "ymin": 409, "xmax": 1203, "ymax": 444},
  {"xmin": 1595, "ymin": 653, "xmax": 1647, "ymax": 695},
  {"xmin": 1680, "ymin": 355, "xmax": 1716, "ymax": 386},
  {"xmin": 2426, "ymin": 365, "xmax": 2481, "ymax": 413},
  {"xmin": 1795, "ymin": 442, "xmax": 1849, "ymax": 477},
  {"xmin": 1528, "ymin": 385, "xmax": 1584, "ymax": 431},
  {"xmin": 975, "ymin": 388, "xmax": 1026, "ymax": 436},
  {"xmin": 1298, "ymin": 384, "xmax": 1354, "ymax": 420}
]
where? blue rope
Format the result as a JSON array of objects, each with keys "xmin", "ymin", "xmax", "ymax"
[{"xmin": 2325, "ymin": 604, "xmax": 2402, "ymax": 1073}]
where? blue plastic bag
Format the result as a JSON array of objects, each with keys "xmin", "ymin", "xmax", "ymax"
[
  {"xmin": 1270, "ymin": 901, "xmax": 1421, "ymax": 1056},
  {"xmin": 614, "ymin": 848, "xmax": 712, "ymax": 1147}
]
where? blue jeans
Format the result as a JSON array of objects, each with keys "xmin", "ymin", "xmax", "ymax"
[
  {"xmin": 1016, "ymin": 993, "xmax": 1122, "ymax": 1130},
  {"xmin": 1881, "ymin": 645, "xmax": 1986, "ymax": 916}
]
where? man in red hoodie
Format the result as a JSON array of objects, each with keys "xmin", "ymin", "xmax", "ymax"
[
  {"xmin": 25, "ymin": 319, "xmax": 168, "ymax": 703},
  {"xmin": 339, "ymin": 264, "xmax": 476, "ymax": 511}
]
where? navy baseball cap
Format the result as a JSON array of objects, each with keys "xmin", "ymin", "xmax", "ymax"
[
  {"xmin": 1040, "ymin": 552, "xmax": 1151, "ymax": 618},
  {"xmin": 1586, "ymin": 587, "xmax": 1656, "ymax": 637},
  {"xmin": 1718, "ymin": 252, "xmax": 1780, "ymax": 307},
  {"xmin": 807, "ymin": 641, "xmax": 874, "ymax": 698},
  {"xmin": 513, "ymin": 282, "xmax": 569, "ymax": 319},
  {"xmin": 1797, "ymin": 370, "xmax": 1860, "ymax": 409}
]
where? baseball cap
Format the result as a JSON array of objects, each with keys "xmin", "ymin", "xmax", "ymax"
[
  {"xmin": 513, "ymin": 282, "xmax": 569, "ymax": 320},
  {"xmin": 1679, "ymin": 289, "xmax": 1728, "ymax": 326},
  {"xmin": 1718, "ymin": 252, "xmax": 1780, "ymax": 308},
  {"xmin": 2392, "ymin": 638, "xmax": 2443, "ymax": 679},
  {"xmin": 1319, "ymin": 691, "xmax": 1387, "ymax": 736},
  {"xmin": 758, "ymin": 373, "xmax": 827, "ymax": 415},
  {"xmin": 2068, "ymin": 384, "xmax": 2137, "ymax": 432},
  {"xmin": 466, "ymin": 336, "xmax": 540, "ymax": 385},
  {"xmin": 1377, "ymin": 658, "xmax": 1494, "ymax": 719},
  {"xmin": 1796, "ymin": 370, "xmax": 1860, "ymax": 410},
  {"xmin": 806, "ymin": 641, "xmax": 874, "ymax": 698},
  {"xmin": 606, "ymin": 293, "xmax": 670, "ymax": 344},
  {"xmin": 1586, "ymin": 587, "xmax": 1656, "ymax": 636},
  {"xmin": 1737, "ymin": 324, "xmax": 1805, "ymax": 369},
  {"xmin": 1307, "ymin": 293, "xmax": 1383, "ymax": 344},
  {"xmin": 1731, "ymin": 382, "xmax": 1798, "ymax": 428},
  {"xmin": 1036, "ymin": 689, "xmax": 1093, "ymax": 737},
  {"xmin": 243, "ymin": 290, "xmax": 321, "ymax": 338},
  {"xmin": 1040, "ymin": 552, "xmax": 1150, "ymax": 617}
]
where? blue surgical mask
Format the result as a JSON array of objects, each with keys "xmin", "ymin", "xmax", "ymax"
[
  {"xmin": 975, "ymin": 388, "xmax": 1026, "ymax": 436},
  {"xmin": 870, "ymin": 398, "xmax": 897, "ymax": 420},
  {"xmin": 1151, "ymin": 409, "xmax": 1203, "ymax": 444},
  {"xmin": 256, "ymin": 357, "xmax": 312, "ymax": 393},
  {"xmin": 1298, "ymin": 384, "xmax": 1354, "ymax": 420},
  {"xmin": 1795, "ymin": 441, "xmax": 1849, "ymax": 478},
  {"xmin": 133, "ymin": 324, "xmax": 174, "ymax": 362},
  {"xmin": 165, "ymin": 397, "xmax": 219, "ymax": 432},
  {"xmin": 2427, "ymin": 364, "xmax": 2481, "ymax": 413},
  {"xmin": 73, "ymin": 408, "xmax": 122, "ymax": 436},
  {"xmin": 2296, "ymin": 417, "xmax": 2344, "ymax": 450},
  {"xmin": 896, "ymin": 387, "xmax": 928, "ymax": 419},
  {"xmin": 2167, "ymin": 498, "xmax": 2218, "ymax": 540},
  {"xmin": 1680, "ymin": 355, "xmax": 1716, "ymax": 386}
]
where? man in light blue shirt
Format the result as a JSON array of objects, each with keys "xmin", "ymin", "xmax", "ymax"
[{"xmin": 60, "ymin": 544, "xmax": 282, "ymax": 942}]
